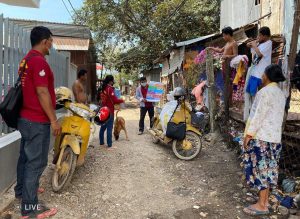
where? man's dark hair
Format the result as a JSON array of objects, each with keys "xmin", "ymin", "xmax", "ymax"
[
  {"xmin": 265, "ymin": 64, "xmax": 285, "ymax": 83},
  {"xmin": 259, "ymin": 26, "xmax": 271, "ymax": 37},
  {"xmin": 77, "ymin": 69, "xmax": 88, "ymax": 79},
  {"xmin": 140, "ymin": 77, "xmax": 146, "ymax": 81},
  {"xmin": 30, "ymin": 26, "xmax": 53, "ymax": 47},
  {"xmin": 222, "ymin": 26, "xmax": 233, "ymax": 36}
]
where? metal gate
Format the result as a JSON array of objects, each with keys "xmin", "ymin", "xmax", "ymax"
[{"xmin": 0, "ymin": 14, "xmax": 70, "ymax": 135}]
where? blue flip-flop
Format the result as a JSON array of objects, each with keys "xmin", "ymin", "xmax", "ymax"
[{"xmin": 243, "ymin": 206, "xmax": 270, "ymax": 216}]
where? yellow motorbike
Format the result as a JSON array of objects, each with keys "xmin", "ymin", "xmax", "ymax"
[
  {"xmin": 51, "ymin": 87, "xmax": 99, "ymax": 192},
  {"xmin": 149, "ymin": 88, "xmax": 208, "ymax": 160}
]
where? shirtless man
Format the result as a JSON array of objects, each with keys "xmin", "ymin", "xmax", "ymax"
[
  {"xmin": 72, "ymin": 69, "xmax": 88, "ymax": 103},
  {"xmin": 208, "ymin": 26, "xmax": 238, "ymax": 105},
  {"xmin": 208, "ymin": 26, "xmax": 238, "ymax": 60}
]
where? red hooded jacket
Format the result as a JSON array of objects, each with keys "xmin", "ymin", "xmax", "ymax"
[{"xmin": 100, "ymin": 85, "xmax": 124, "ymax": 114}]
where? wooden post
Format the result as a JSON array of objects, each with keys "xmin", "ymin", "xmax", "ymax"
[
  {"xmin": 284, "ymin": 0, "xmax": 300, "ymax": 125},
  {"xmin": 288, "ymin": 0, "xmax": 300, "ymax": 72},
  {"xmin": 223, "ymin": 59, "xmax": 231, "ymax": 121},
  {"xmin": 206, "ymin": 49, "xmax": 216, "ymax": 132}
]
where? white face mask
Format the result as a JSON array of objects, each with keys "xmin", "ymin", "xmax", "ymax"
[{"xmin": 141, "ymin": 82, "xmax": 147, "ymax": 87}]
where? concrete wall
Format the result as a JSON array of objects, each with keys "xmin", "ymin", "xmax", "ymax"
[
  {"xmin": 0, "ymin": 111, "xmax": 65, "ymax": 195},
  {"xmin": 0, "ymin": 131, "xmax": 21, "ymax": 194}
]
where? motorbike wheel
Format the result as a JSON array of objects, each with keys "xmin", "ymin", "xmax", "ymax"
[
  {"xmin": 172, "ymin": 131, "xmax": 202, "ymax": 161},
  {"xmin": 52, "ymin": 146, "xmax": 77, "ymax": 193}
]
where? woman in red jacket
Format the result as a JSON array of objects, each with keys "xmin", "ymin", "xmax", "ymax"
[{"xmin": 99, "ymin": 75, "xmax": 124, "ymax": 149}]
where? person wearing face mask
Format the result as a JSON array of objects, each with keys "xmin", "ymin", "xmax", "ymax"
[
  {"xmin": 15, "ymin": 26, "xmax": 61, "ymax": 218},
  {"xmin": 99, "ymin": 75, "xmax": 124, "ymax": 149},
  {"xmin": 136, "ymin": 77, "xmax": 154, "ymax": 135}
]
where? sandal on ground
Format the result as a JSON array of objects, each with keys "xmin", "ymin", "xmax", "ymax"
[
  {"xmin": 243, "ymin": 206, "xmax": 269, "ymax": 216},
  {"xmin": 21, "ymin": 206, "xmax": 57, "ymax": 219}
]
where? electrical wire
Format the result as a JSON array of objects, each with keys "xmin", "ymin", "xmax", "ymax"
[
  {"xmin": 61, "ymin": 0, "xmax": 73, "ymax": 20},
  {"xmin": 67, "ymin": 0, "xmax": 81, "ymax": 18},
  {"xmin": 159, "ymin": 0, "xmax": 187, "ymax": 29}
]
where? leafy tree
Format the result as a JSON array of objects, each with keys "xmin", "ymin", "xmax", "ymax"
[{"xmin": 75, "ymin": 0, "xmax": 220, "ymax": 73}]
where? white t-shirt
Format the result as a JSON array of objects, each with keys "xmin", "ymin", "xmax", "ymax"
[{"xmin": 251, "ymin": 40, "xmax": 272, "ymax": 79}]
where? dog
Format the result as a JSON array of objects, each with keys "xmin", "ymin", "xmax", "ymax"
[{"xmin": 113, "ymin": 110, "xmax": 129, "ymax": 141}]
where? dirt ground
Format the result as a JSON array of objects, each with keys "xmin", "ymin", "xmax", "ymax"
[{"xmin": 2, "ymin": 106, "xmax": 282, "ymax": 219}]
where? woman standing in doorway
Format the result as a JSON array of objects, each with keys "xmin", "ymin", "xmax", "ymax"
[{"xmin": 99, "ymin": 75, "xmax": 124, "ymax": 149}]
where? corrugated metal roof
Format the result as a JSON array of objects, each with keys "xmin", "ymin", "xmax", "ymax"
[
  {"xmin": 11, "ymin": 19, "xmax": 91, "ymax": 39},
  {"xmin": 52, "ymin": 36, "xmax": 90, "ymax": 51},
  {"xmin": 175, "ymin": 34, "xmax": 217, "ymax": 47},
  {"xmin": 175, "ymin": 24, "xmax": 257, "ymax": 48}
]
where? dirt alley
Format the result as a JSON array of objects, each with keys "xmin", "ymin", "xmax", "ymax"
[{"xmin": 4, "ymin": 107, "xmax": 262, "ymax": 219}]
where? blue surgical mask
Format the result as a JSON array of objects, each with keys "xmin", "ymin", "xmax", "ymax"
[{"xmin": 141, "ymin": 82, "xmax": 147, "ymax": 87}]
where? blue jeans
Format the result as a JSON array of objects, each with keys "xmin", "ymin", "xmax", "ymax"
[
  {"xmin": 14, "ymin": 118, "xmax": 50, "ymax": 216},
  {"xmin": 99, "ymin": 115, "xmax": 114, "ymax": 147}
]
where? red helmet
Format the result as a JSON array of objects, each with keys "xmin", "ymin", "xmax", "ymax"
[{"xmin": 94, "ymin": 106, "xmax": 110, "ymax": 125}]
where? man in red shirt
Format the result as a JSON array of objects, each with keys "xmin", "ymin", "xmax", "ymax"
[
  {"xmin": 136, "ymin": 77, "xmax": 154, "ymax": 135},
  {"xmin": 15, "ymin": 26, "xmax": 61, "ymax": 219}
]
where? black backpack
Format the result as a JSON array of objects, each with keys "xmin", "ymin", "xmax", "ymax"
[{"xmin": 0, "ymin": 56, "xmax": 35, "ymax": 129}]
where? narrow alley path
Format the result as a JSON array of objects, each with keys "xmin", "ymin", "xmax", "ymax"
[{"xmin": 5, "ymin": 108, "xmax": 256, "ymax": 219}]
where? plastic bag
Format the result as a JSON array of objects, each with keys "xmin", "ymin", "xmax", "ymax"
[{"xmin": 159, "ymin": 100, "xmax": 178, "ymax": 134}]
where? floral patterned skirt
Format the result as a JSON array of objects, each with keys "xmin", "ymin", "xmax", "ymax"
[{"xmin": 243, "ymin": 139, "xmax": 282, "ymax": 191}]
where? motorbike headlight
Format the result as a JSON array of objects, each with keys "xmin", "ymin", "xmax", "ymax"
[{"xmin": 69, "ymin": 103, "xmax": 94, "ymax": 119}]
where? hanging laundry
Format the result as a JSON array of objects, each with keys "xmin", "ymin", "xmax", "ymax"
[
  {"xmin": 231, "ymin": 55, "xmax": 249, "ymax": 85},
  {"xmin": 230, "ymin": 55, "xmax": 248, "ymax": 106}
]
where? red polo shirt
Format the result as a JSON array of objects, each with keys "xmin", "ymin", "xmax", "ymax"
[{"xmin": 20, "ymin": 50, "xmax": 56, "ymax": 123}]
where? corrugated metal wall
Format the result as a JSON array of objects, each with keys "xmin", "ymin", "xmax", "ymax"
[
  {"xmin": 0, "ymin": 15, "xmax": 70, "ymax": 135},
  {"xmin": 0, "ymin": 14, "xmax": 72, "ymax": 195},
  {"xmin": 220, "ymin": 0, "xmax": 261, "ymax": 30}
]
